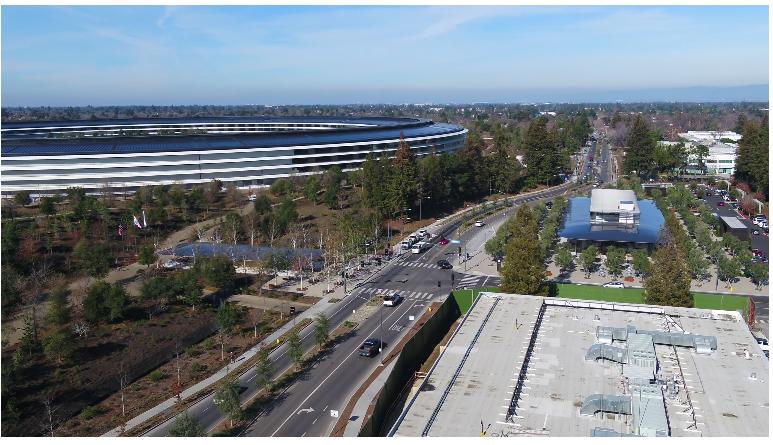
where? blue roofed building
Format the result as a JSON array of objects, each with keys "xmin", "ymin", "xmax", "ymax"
[{"xmin": 559, "ymin": 189, "xmax": 665, "ymax": 252}]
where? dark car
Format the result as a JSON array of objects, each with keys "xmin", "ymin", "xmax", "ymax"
[
  {"xmin": 359, "ymin": 338, "xmax": 382, "ymax": 357},
  {"xmin": 545, "ymin": 201, "xmax": 553, "ymax": 209},
  {"xmin": 717, "ymin": 201, "xmax": 725, "ymax": 207},
  {"xmin": 437, "ymin": 259, "xmax": 453, "ymax": 269}
]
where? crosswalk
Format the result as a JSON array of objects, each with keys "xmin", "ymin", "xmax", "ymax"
[
  {"xmin": 455, "ymin": 274, "xmax": 502, "ymax": 289},
  {"xmin": 394, "ymin": 259, "xmax": 446, "ymax": 270},
  {"xmin": 357, "ymin": 287, "xmax": 437, "ymax": 301}
]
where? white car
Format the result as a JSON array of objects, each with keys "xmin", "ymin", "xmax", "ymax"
[
  {"xmin": 418, "ymin": 229, "xmax": 428, "ymax": 237},
  {"xmin": 602, "ymin": 282, "xmax": 625, "ymax": 289},
  {"xmin": 474, "ymin": 220, "xmax": 485, "ymax": 227},
  {"xmin": 382, "ymin": 293, "xmax": 403, "ymax": 307},
  {"xmin": 248, "ymin": 194, "xmax": 257, "ymax": 202}
]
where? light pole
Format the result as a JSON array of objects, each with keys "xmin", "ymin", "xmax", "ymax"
[{"xmin": 379, "ymin": 304, "xmax": 384, "ymax": 365}]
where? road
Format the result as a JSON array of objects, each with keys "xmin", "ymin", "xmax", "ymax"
[
  {"xmin": 698, "ymin": 186, "xmax": 769, "ymax": 257},
  {"xmin": 144, "ymin": 183, "xmax": 574, "ymax": 437},
  {"xmin": 598, "ymin": 139, "xmax": 614, "ymax": 184}
]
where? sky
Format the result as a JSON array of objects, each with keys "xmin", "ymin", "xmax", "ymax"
[{"xmin": 1, "ymin": 5, "xmax": 769, "ymax": 105}]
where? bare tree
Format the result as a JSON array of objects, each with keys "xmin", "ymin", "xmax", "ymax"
[
  {"xmin": 117, "ymin": 359, "xmax": 129, "ymax": 418},
  {"xmin": 244, "ymin": 211, "xmax": 259, "ymax": 246},
  {"xmin": 41, "ymin": 395, "xmax": 59, "ymax": 437}
]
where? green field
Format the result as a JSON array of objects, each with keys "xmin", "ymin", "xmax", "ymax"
[{"xmin": 454, "ymin": 284, "xmax": 750, "ymax": 316}]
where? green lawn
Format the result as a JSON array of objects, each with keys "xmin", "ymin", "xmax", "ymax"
[
  {"xmin": 451, "ymin": 287, "xmax": 499, "ymax": 314},
  {"xmin": 453, "ymin": 284, "xmax": 750, "ymax": 317}
]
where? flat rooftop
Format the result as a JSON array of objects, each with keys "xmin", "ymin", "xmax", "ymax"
[
  {"xmin": 391, "ymin": 293, "xmax": 769, "ymax": 437},
  {"xmin": 590, "ymin": 189, "xmax": 640, "ymax": 216}
]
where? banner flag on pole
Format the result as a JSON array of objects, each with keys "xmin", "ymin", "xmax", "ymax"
[
  {"xmin": 142, "ymin": 210, "xmax": 147, "ymax": 228},
  {"xmin": 133, "ymin": 215, "xmax": 142, "ymax": 229},
  {"xmin": 118, "ymin": 223, "xmax": 124, "ymax": 236}
]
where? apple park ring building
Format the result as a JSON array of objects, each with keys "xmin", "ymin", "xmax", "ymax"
[{"xmin": 0, "ymin": 117, "xmax": 467, "ymax": 195}]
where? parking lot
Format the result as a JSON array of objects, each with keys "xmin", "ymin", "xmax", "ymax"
[{"xmin": 699, "ymin": 186, "xmax": 769, "ymax": 257}]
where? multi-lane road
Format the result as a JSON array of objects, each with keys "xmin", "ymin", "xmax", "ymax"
[{"xmin": 144, "ymin": 182, "xmax": 574, "ymax": 437}]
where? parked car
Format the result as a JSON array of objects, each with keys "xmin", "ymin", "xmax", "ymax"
[
  {"xmin": 474, "ymin": 220, "xmax": 485, "ymax": 227},
  {"xmin": 545, "ymin": 201, "xmax": 553, "ymax": 210},
  {"xmin": 756, "ymin": 337, "xmax": 769, "ymax": 354},
  {"xmin": 438, "ymin": 237, "xmax": 449, "ymax": 246},
  {"xmin": 382, "ymin": 293, "xmax": 403, "ymax": 307},
  {"xmin": 602, "ymin": 282, "xmax": 625, "ymax": 289},
  {"xmin": 248, "ymin": 194, "xmax": 257, "ymax": 202},
  {"xmin": 359, "ymin": 338, "xmax": 382, "ymax": 357},
  {"xmin": 705, "ymin": 192, "xmax": 712, "ymax": 196},
  {"xmin": 753, "ymin": 229, "xmax": 761, "ymax": 235},
  {"xmin": 436, "ymin": 259, "xmax": 452, "ymax": 269}
]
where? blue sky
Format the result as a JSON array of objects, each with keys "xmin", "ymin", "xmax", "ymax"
[{"xmin": 1, "ymin": 5, "xmax": 769, "ymax": 105}]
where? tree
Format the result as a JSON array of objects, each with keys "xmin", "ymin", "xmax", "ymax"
[
  {"xmin": 214, "ymin": 379, "xmax": 243, "ymax": 427},
  {"xmin": 138, "ymin": 244, "xmax": 157, "ymax": 269},
  {"xmin": 176, "ymin": 271, "xmax": 203, "ymax": 310},
  {"xmin": 632, "ymin": 249, "xmax": 651, "ymax": 278},
  {"xmin": 73, "ymin": 239, "xmax": 112, "ymax": 279},
  {"xmin": 500, "ymin": 206, "xmax": 543, "ymax": 295},
  {"xmin": 253, "ymin": 194, "xmax": 272, "ymax": 215},
  {"xmin": 254, "ymin": 350, "xmax": 274, "ymax": 390},
  {"xmin": 314, "ymin": 313, "xmax": 329, "ymax": 351},
  {"xmin": 45, "ymin": 285, "xmax": 71, "ymax": 326},
  {"xmin": 324, "ymin": 166, "xmax": 344, "ymax": 209},
  {"xmin": 42, "ymin": 328, "xmax": 75, "ymax": 365},
  {"xmin": 287, "ymin": 330, "xmax": 304, "ymax": 370},
  {"xmin": 304, "ymin": 175, "xmax": 321, "ymax": 204},
  {"xmin": 579, "ymin": 245, "xmax": 598, "ymax": 279},
  {"xmin": 716, "ymin": 256, "xmax": 741, "ymax": 288},
  {"xmin": 84, "ymin": 281, "xmax": 128, "ymax": 323},
  {"xmin": 14, "ymin": 190, "xmax": 31, "ymax": 206},
  {"xmin": 523, "ymin": 117, "xmax": 560, "ymax": 186},
  {"xmin": 604, "ymin": 247, "xmax": 625, "ymax": 278},
  {"xmin": 748, "ymin": 262, "xmax": 768, "ymax": 290},
  {"xmin": 554, "ymin": 244, "xmax": 573, "ymax": 274},
  {"xmin": 39, "ymin": 196, "xmax": 56, "ymax": 216},
  {"xmin": 623, "ymin": 115, "xmax": 655, "ymax": 178},
  {"xmin": 222, "ymin": 212, "xmax": 244, "ymax": 245},
  {"xmin": 644, "ymin": 241, "xmax": 693, "ymax": 307},
  {"xmin": 216, "ymin": 303, "xmax": 242, "ymax": 361},
  {"xmin": 198, "ymin": 256, "xmax": 236, "ymax": 289},
  {"xmin": 17, "ymin": 314, "xmax": 40, "ymax": 360},
  {"xmin": 735, "ymin": 117, "xmax": 769, "ymax": 196},
  {"xmin": 168, "ymin": 410, "xmax": 204, "ymax": 437},
  {"xmin": 686, "ymin": 247, "xmax": 710, "ymax": 284}
]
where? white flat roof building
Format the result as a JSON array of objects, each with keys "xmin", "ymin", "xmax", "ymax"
[
  {"xmin": 678, "ymin": 130, "xmax": 742, "ymax": 144},
  {"xmin": 589, "ymin": 189, "xmax": 640, "ymax": 226},
  {"xmin": 391, "ymin": 293, "xmax": 769, "ymax": 437}
]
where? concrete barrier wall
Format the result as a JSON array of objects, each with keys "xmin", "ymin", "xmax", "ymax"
[{"xmin": 358, "ymin": 295, "xmax": 461, "ymax": 436}]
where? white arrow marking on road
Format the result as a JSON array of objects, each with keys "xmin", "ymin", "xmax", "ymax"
[{"xmin": 297, "ymin": 407, "xmax": 315, "ymax": 415}]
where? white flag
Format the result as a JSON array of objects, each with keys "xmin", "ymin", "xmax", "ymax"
[
  {"xmin": 132, "ymin": 215, "xmax": 142, "ymax": 229},
  {"xmin": 142, "ymin": 210, "xmax": 147, "ymax": 228}
]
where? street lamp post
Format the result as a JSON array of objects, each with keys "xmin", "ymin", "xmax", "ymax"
[{"xmin": 379, "ymin": 305, "xmax": 384, "ymax": 365}]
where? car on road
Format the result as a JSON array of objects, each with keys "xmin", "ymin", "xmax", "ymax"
[
  {"xmin": 705, "ymin": 192, "xmax": 712, "ymax": 196},
  {"xmin": 716, "ymin": 201, "xmax": 725, "ymax": 207},
  {"xmin": 756, "ymin": 337, "xmax": 769, "ymax": 355},
  {"xmin": 752, "ymin": 248, "xmax": 764, "ymax": 257},
  {"xmin": 382, "ymin": 293, "xmax": 403, "ymax": 307},
  {"xmin": 474, "ymin": 220, "xmax": 485, "ymax": 227},
  {"xmin": 437, "ymin": 259, "xmax": 452, "ymax": 269},
  {"xmin": 602, "ymin": 282, "xmax": 625, "ymax": 289},
  {"xmin": 753, "ymin": 229, "xmax": 761, "ymax": 235},
  {"xmin": 438, "ymin": 237, "xmax": 449, "ymax": 246},
  {"xmin": 359, "ymin": 338, "xmax": 382, "ymax": 357},
  {"xmin": 418, "ymin": 229, "xmax": 429, "ymax": 238},
  {"xmin": 400, "ymin": 241, "xmax": 412, "ymax": 250}
]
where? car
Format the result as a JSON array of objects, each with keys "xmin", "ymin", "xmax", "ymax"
[
  {"xmin": 248, "ymin": 194, "xmax": 257, "ymax": 202},
  {"xmin": 761, "ymin": 221, "xmax": 769, "ymax": 230},
  {"xmin": 436, "ymin": 259, "xmax": 452, "ymax": 269},
  {"xmin": 382, "ymin": 293, "xmax": 403, "ymax": 307},
  {"xmin": 359, "ymin": 338, "xmax": 382, "ymax": 357},
  {"xmin": 418, "ymin": 229, "xmax": 429, "ymax": 238},
  {"xmin": 705, "ymin": 192, "xmax": 712, "ymax": 196},
  {"xmin": 731, "ymin": 203, "xmax": 739, "ymax": 210},
  {"xmin": 753, "ymin": 229, "xmax": 761, "ymax": 235},
  {"xmin": 400, "ymin": 241, "xmax": 412, "ymax": 251},
  {"xmin": 756, "ymin": 337, "xmax": 770, "ymax": 354},
  {"xmin": 438, "ymin": 237, "xmax": 449, "ymax": 246},
  {"xmin": 602, "ymin": 282, "xmax": 625, "ymax": 289},
  {"xmin": 752, "ymin": 248, "xmax": 763, "ymax": 256},
  {"xmin": 716, "ymin": 201, "xmax": 725, "ymax": 207},
  {"xmin": 474, "ymin": 220, "xmax": 485, "ymax": 227},
  {"xmin": 545, "ymin": 201, "xmax": 553, "ymax": 209}
]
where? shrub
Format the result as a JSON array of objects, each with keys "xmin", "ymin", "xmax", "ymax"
[
  {"xmin": 148, "ymin": 369, "xmax": 166, "ymax": 382},
  {"xmin": 80, "ymin": 405, "xmax": 98, "ymax": 421},
  {"xmin": 204, "ymin": 337, "xmax": 216, "ymax": 350},
  {"xmin": 190, "ymin": 362, "xmax": 205, "ymax": 375},
  {"xmin": 185, "ymin": 345, "xmax": 201, "ymax": 357}
]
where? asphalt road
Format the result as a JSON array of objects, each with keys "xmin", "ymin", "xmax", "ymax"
[
  {"xmin": 144, "ymin": 183, "xmax": 574, "ymax": 437},
  {"xmin": 698, "ymin": 186, "xmax": 769, "ymax": 257},
  {"xmin": 598, "ymin": 139, "xmax": 613, "ymax": 184}
]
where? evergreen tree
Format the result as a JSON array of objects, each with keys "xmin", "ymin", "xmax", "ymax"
[
  {"xmin": 45, "ymin": 285, "xmax": 71, "ymax": 326},
  {"xmin": 623, "ymin": 115, "xmax": 656, "ymax": 178},
  {"xmin": 254, "ymin": 350, "xmax": 274, "ymax": 390},
  {"xmin": 632, "ymin": 249, "xmax": 651, "ymax": 278},
  {"xmin": 314, "ymin": 313, "xmax": 329, "ymax": 352},
  {"xmin": 523, "ymin": 117, "xmax": 560, "ymax": 186},
  {"xmin": 644, "ymin": 241, "xmax": 693, "ymax": 307},
  {"xmin": 42, "ymin": 328, "xmax": 75, "ymax": 365},
  {"xmin": 138, "ymin": 244, "xmax": 157, "ymax": 268},
  {"xmin": 500, "ymin": 206, "xmax": 543, "ymax": 295}
]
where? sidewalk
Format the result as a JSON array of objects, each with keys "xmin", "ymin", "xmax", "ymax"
[{"xmin": 342, "ymin": 359, "xmax": 398, "ymax": 436}]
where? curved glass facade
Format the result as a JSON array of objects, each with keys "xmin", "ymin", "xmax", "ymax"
[{"xmin": 0, "ymin": 117, "xmax": 467, "ymax": 193}]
